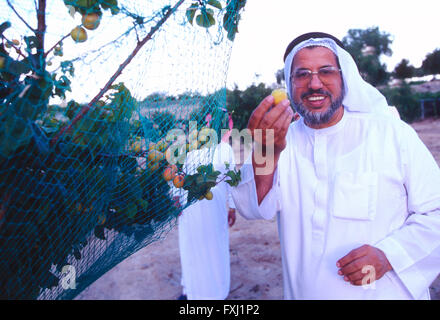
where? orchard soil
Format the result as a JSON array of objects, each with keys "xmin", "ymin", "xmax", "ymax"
[{"xmin": 77, "ymin": 117, "xmax": 440, "ymax": 300}]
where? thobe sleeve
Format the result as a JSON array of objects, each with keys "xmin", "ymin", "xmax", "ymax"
[
  {"xmin": 227, "ymin": 142, "xmax": 236, "ymax": 210},
  {"xmin": 231, "ymin": 152, "xmax": 280, "ymax": 220},
  {"xmin": 375, "ymin": 125, "xmax": 440, "ymax": 299},
  {"xmin": 227, "ymin": 187, "xmax": 236, "ymax": 209}
]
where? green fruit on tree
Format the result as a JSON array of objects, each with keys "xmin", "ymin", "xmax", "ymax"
[
  {"xmin": 82, "ymin": 12, "xmax": 101, "ymax": 30},
  {"xmin": 70, "ymin": 26, "xmax": 88, "ymax": 43},
  {"xmin": 0, "ymin": 57, "xmax": 5, "ymax": 69}
]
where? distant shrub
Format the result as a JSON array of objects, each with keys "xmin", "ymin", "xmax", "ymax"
[{"xmin": 380, "ymin": 84, "xmax": 421, "ymax": 123}]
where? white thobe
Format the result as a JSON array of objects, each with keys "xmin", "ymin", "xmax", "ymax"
[
  {"xmin": 178, "ymin": 142, "xmax": 236, "ymax": 300},
  {"xmin": 232, "ymin": 109, "xmax": 440, "ymax": 300}
]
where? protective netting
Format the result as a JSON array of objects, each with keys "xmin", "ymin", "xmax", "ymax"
[{"xmin": 0, "ymin": 0, "xmax": 245, "ymax": 299}]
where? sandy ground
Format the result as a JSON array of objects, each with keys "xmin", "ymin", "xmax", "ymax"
[{"xmin": 77, "ymin": 117, "xmax": 440, "ymax": 300}]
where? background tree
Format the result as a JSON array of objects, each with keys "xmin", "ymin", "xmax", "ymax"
[
  {"xmin": 342, "ymin": 26, "xmax": 393, "ymax": 86},
  {"xmin": 226, "ymin": 82, "xmax": 272, "ymax": 130},
  {"xmin": 393, "ymin": 59, "xmax": 416, "ymax": 80},
  {"xmin": 421, "ymin": 48, "xmax": 440, "ymax": 78}
]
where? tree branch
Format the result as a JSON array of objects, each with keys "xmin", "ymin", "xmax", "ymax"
[
  {"xmin": 51, "ymin": 0, "xmax": 186, "ymax": 146},
  {"xmin": 6, "ymin": 0, "xmax": 36, "ymax": 32},
  {"xmin": 44, "ymin": 33, "xmax": 70, "ymax": 58},
  {"xmin": 36, "ymin": 0, "xmax": 46, "ymax": 53},
  {"xmin": 1, "ymin": 35, "xmax": 27, "ymax": 59}
]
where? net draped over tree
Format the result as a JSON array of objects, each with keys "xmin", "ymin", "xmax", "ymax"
[{"xmin": 0, "ymin": 0, "xmax": 245, "ymax": 299}]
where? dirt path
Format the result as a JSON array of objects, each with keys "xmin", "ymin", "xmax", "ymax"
[{"xmin": 77, "ymin": 118, "xmax": 440, "ymax": 300}]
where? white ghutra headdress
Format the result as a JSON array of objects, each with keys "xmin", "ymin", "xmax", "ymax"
[{"xmin": 283, "ymin": 36, "xmax": 389, "ymax": 114}]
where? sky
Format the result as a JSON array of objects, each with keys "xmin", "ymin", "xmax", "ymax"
[
  {"xmin": 226, "ymin": 0, "xmax": 440, "ymax": 89},
  {"xmin": 2, "ymin": 0, "xmax": 440, "ymax": 96}
]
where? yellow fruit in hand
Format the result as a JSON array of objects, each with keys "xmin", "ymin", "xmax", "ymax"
[
  {"xmin": 82, "ymin": 12, "xmax": 101, "ymax": 30},
  {"xmin": 204, "ymin": 190, "xmax": 213, "ymax": 200},
  {"xmin": 70, "ymin": 26, "xmax": 88, "ymax": 43},
  {"xmin": 271, "ymin": 89, "xmax": 288, "ymax": 105},
  {"xmin": 173, "ymin": 175, "xmax": 185, "ymax": 188}
]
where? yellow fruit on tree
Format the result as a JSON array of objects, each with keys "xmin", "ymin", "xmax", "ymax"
[
  {"xmin": 82, "ymin": 12, "xmax": 101, "ymax": 30},
  {"xmin": 156, "ymin": 139, "xmax": 168, "ymax": 152},
  {"xmin": 204, "ymin": 190, "xmax": 213, "ymax": 200},
  {"xmin": 271, "ymin": 89, "xmax": 288, "ymax": 105},
  {"xmin": 173, "ymin": 175, "xmax": 185, "ymax": 188},
  {"xmin": 148, "ymin": 161, "xmax": 160, "ymax": 171},
  {"xmin": 131, "ymin": 141, "xmax": 142, "ymax": 153},
  {"xmin": 70, "ymin": 26, "xmax": 88, "ymax": 43},
  {"xmin": 147, "ymin": 150, "xmax": 164, "ymax": 163},
  {"xmin": 163, "ymin": 167, "xmax": 176, "ymax": 182},
  {"xmin": 98, "ymin": 214, "xmax": 106, "ymax": 225},
  {"xmin": 148, "ymin": 142, "xmax": 156, "ymax": 152},
  {"xmin": 12, "ymin": 39, "xmax": 20, "ymax": 46}
]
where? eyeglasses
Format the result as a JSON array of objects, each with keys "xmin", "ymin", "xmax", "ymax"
[{"xmin": 291, "ymin": 66, "xmax": 341, "ymax": 87}]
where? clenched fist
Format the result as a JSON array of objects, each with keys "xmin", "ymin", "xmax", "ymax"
[{"xmin": 337, "ymin": 244, "xmax": 392, "ymax": 286}]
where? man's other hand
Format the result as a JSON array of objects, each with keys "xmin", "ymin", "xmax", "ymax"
[{"xmin": 336, "ymin": 244, "xmax": 392, "ymax": 286}]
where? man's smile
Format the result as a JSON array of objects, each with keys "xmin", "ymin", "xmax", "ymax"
[{"xmin": 303, "ymin": 94, "xmax": 329, "ymax": 108}]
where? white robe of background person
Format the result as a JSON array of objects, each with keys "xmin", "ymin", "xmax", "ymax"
[
  {"xmin": 178, "ymin": 141, "xmax": 236, "ymax": 300},
  {"xmin": 232, "ymin": 109, "xmax": 440, "ymax": 300}
]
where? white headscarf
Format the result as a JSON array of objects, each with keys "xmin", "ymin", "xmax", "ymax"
[{"xmin": 284, "ymin": 37, "xmax": 389, "ymax": 114}]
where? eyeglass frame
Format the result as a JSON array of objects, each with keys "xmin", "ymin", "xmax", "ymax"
[{"xmin": 290, "ymin": 66, "xmax": 342, "ymax": 87}]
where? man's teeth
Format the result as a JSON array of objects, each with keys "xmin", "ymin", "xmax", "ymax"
[{"xmin": 307, "ymin": 96, "xmax": 325, "ymax": 101}]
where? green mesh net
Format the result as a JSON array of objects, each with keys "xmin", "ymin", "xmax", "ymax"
[{"xmin": 0, "ymin": 0, "xmax": 246, "ymax": 299}]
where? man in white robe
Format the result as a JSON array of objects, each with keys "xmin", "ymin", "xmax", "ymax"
[
  {"xmin": 178, "ymin": 141, "xmax": 236, "ymax": 300},
  {"xmin": 231, "ymin": 32, "xmax": 440, "ymax": 299}
]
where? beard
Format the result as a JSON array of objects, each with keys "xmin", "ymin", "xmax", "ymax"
[{"xmin": 292, "ymin": 87, "xmax": 345, "ymax": 126}]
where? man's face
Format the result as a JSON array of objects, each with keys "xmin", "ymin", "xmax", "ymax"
[{"xmin": 291, "ymin": 46, "xmax": 344, "ymax": 127}]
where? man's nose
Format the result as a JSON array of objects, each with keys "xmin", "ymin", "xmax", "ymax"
[{"xmin": 308, "ymin": 73, "xmax": 323, "ymax": 90}]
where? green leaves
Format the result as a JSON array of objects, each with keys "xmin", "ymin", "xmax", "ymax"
[
  {"xmin": 0, "ymin": 21, "xmax": 11, "ymax": 37},
  {"xmin": 223, "ymin": 0, "xmax": 247, "ymax": 41},
  {"xmin": 186, "ymin": 3, "xmax": 198, "ymax": 25},
  {"xmin": 208, "ymin": 0, "xmax": 223, "ymax": 10},
  {"xmin": 196, "ymin": 8, "xmax": 216, "ymax": 28},
  {"xmin": 224, "ymin": 169, "xmax": 241, "ymax": 187},
  {"xmin": 185, "ymin": 0, "xmax": 222, "ymax": 29},
  {"xmin": 63, "ymin": 0, "xmax": 120, "ymax": 16},
  {"xmin": 183, "ymin": 163, "xmax": 221, "ymax": 202}
]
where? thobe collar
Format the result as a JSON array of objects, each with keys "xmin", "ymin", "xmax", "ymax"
[{"xmin": 301, "ymin": 106, "xmax": 347, "ymax": 137}]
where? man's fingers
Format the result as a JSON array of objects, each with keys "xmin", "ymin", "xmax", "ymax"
[
  {"xmin": 247, "ymin": 95, "xmax": 275, "ymax": 130},
  {"xmin": 278, "ymin": 107, "xmax": 294, "ymax": 137},
  {"xmin": 339, "ymin": 256, "xmax": 369, "ymax": 276},
  {"xmin": 337, "ymin": 245, "xmax": 369, "ymax": 268},
  {"xmin": 259, "ymin": 100, "xmax": 291, "ymax": 130}
]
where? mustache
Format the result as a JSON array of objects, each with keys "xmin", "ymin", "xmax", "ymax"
[{"xmin": 300, "ymin": 89, "xmax": 332, "ymax": 100}]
